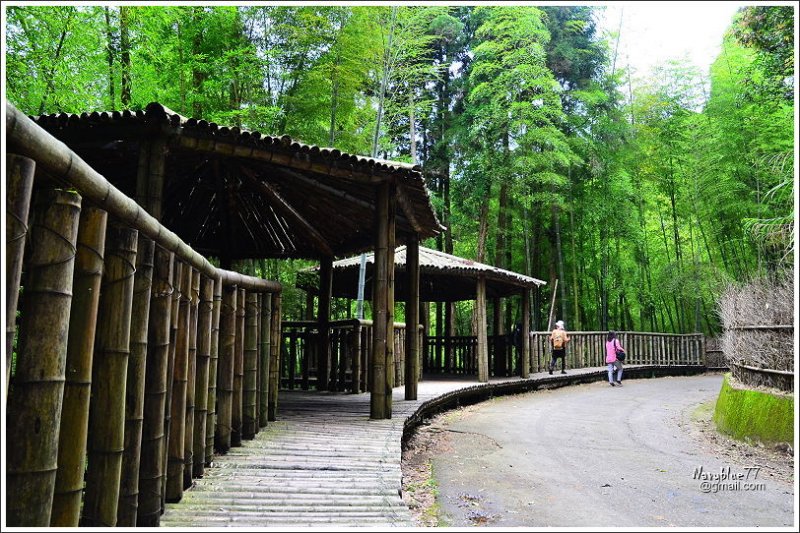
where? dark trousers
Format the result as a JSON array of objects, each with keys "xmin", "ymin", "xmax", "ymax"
[{"xmin": 550, "ymin": 349, "xmax": 566, "ymax": 372}]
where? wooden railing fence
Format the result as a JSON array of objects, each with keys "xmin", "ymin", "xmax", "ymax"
[{"xmin": 5, "ymin": 102, "xmax": 282, "ymax": 527}]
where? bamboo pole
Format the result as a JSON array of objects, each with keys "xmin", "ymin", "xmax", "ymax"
[
  {"xmin": 232, "ymin": 287, "xmax": 246, "ymax": 446},
  {"xmin": 183, "ymin": 268, "xmax": 200, "ymax": 489},
  {"xmin": 81, "ymin": 225, "xmax": 138, "ymax": 526},
  {"xmin": 259, "ymin": 293, "xmax": 272, "ymax": 427},
  {"xmin": 476, "ymin": 276, "xmax": 489, "ymax": 383},
  {"xmin": 371, "ymin": 182, "xmax": 389, "ymax": 419},
  {"xmin": 117, "ymin": 236, "xmax": 155, "ymax": 526},
  {"xmin": 5, "ymin": 153, "xmax": 35, "ymax": 398},
  {"xmin": 243, "ymin": 291, "xmax": 259, "ymax": 439},
  {"xmin": 268, "ymin": 292, "xmax": 282, "ymax": 421},
  {"xmin": 352, "ymin": 323, "xmax": 362, "ymax": 394},
  {"xmin": 215, "ymin": 285, "xmax": 236, "ymax": 452},
  {"xmin": 166, "ymin": 263, "xmax": 191, "ymax": 502},
  {"xmin": 206, "ymin": 278, "xmax": 222, "ymax": 463},
  {"xmin": 385, "ymin": 195, "xmax": 396, "ymax": 417},
  {"xmin": 51, "ymin": 206, "xmax": 107, "ymax": 526},
  {"xmin": 522, "ymin": 289, "xmax": 530, "ymax": 378},
  {"xmin": 405, "ymin": 235, "xmax": 420, "ymax": 400},
  {"xmin": 255, "ymin": 292, "xmax": 262, "ymax": 431},
  {"xmin": 137, "ymin": 247, "xmax": 174, "ymax": 526},
  {"xmin": 318, "ymin": 256, "xmax": 332, "ymax": 390},
  {"xmin": 193, "ymin": 276, "xmax": 213, "ymax": 478},
  {"xmin": 160, "ymin": 261, "xmax": 183, "ymax": 511},
  {"xmin": 6, "ymin": 189, "xmax": 81, "ymax": 527}
]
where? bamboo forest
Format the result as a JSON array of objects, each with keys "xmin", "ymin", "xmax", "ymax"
[{"xmin": 4, "ymin": 4, "xmax": 795, "ymax": 336}]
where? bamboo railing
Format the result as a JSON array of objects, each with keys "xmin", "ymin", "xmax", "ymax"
[
  {"xmin": 280, "ymin": 319, "xmax": 423, "ymax": 393},
  {"xmin": 5, "ymin": 101, "xmax": 282, "ymax": 527}
]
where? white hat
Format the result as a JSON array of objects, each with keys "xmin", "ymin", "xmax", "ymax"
[{"xmin": 556, "ymin": 320, "xmax": 565, "ymax": 328}]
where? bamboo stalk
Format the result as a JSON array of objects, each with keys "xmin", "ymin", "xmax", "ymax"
[
  {"xmin": 352, "ymin": 323, "xmax": 362, "ymax": 394},
  {"xmin": 206, "ymin": 279, "xmax": 222, "ymax": 463},
  {"xmin": 81, "ymin": 224, "xmax": 138, "ymax": 526},
  {"xmin": 405, "ymin": 236, "xmax": 419, "ymax": 400},
  {"xmin": 137, "ymin": 247, "xmax": 174, "ymax": 526},
  {"xmin": 6, "ymin": 189, "xmax": 81, "ymax": 527},
  {"xmin": 193, "ymin": 276, "xmax": 213, "ymax": 478},
  {"xmin": 232, "ymin": 287, "xmax": 245, "ymax": 446},
  {"xmin": 215, "ymin": 285, "xmax": 237, "ymax": 452},
  {"xmin": 255, "ymin": 292, "xmax": 262, "ymax": 431},
  {"xmin": 5, "ymin": 154, "xmax": 35, "ymax": 398},
  {"xmin": 318, "ymin": 257, "xmax": 332, "ymax": 390},
  {"xmin": 385, "ymin": 193, "xmax": 395, "ymax": 416},
  {"xmin": 117, "ymin": 236, "xmax": 154, "ymax": 526},
  {"xmin": 268, "ymin": 292, "xmax": 282, "ymax": 421},
  {"xmin": 243, "ymin": 291, "xmax": 259, "ymax": 439},
  {"xmin": 371, "ymin": 183, "xmax": 389, "ymax": 419},
  {"xmin": 183, "ymin": 268, "xmax": 200, "ymax": 489},
  {"xmin": 160, "ymin": 261, "xmax": 183, "ymax": 511},
  {"xmin": 51, "ymin": 206, "xmax": 107, "ymax": 526},
  {"xmin": 259, "ymin": 293, "xmax": 272, "ymax": 427},
  {"xmin": 166, "ymin": 262, "xmax": 191, "ymax": 502}
]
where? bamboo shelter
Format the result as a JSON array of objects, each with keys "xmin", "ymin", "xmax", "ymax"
[{"xmin": 5, "ymin": 97, "xmax": 442, "ymax": 526}]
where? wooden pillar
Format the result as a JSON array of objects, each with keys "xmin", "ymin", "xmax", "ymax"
[
  {"xmin": 259, "ymin": 293, "xmax": 272, "ymax": 427},
  {"xmin": 81, "ymin": 225, "xmax": 138, "ymax": 526},
  {"xmin": 255, "ymin": 293, "xmax": 262, "ymax": 431},
  {"xmin": 385, "ymin": 194, "xmax": 396, "ymax": 417},
  {"xmin": 476, "ymin": 276, "xmax": 489, "ymax": 383},
  {"xmin": 371, "ymin": 183, "xmax": 389, "ymax": 419},
  {"xmin": 318, "ymin": 256, "xmax": 332, "ymax": 391},
  {"xmin": 243, "ymin": 291, "xmax": 259, "ymax": 439},
  {"xmin": 521, "ymin": 289, "xmax": 531, "ymax": 378},
  {"xmin": 51, "ymin": 207, "xmax": 107, "ymax": 526},
  {"xmin": 268, "ymin": 292, "xmax": 282, "ymax": 421},
  {"xmin": 206, "ymin": 278, "xmax": 222, "ymax": 464},
  {"xmin": 193, "ymin": 276, "xmax": 213, "ymax": 478},
  {"xmin": 118, "ymin": 236, "xmax": 155, "ymax": 525},
  {"xmin": 405, "ymin": 236, "xmax": 420, "ymax": 400},
  {"xmin": 232, "ymin": 287, "xmax": 245, "ymax": 446},
  {"xmin": 421, "ymin": 302, "xmax": 430, "ymax": 378},
  {"xmin": 5, "ymin": 154, "xmax": 35, "ymax": 397},
  {"xmin": 165, "ymin": 263, "xmax": 191, "ymax": 502},
  {"xmin": 136, "ymin": 248, "xmax": 173, "ymax": 526},
  {"xmin": 352, "ymin": 322, "xmax": 362, "ymax": 394},
  {"xmin": 183, "ymin": 269, "xmax": 200, "ymax": 488},
  {"xmin": 160, "ymin": 261, "xmax": 183, "ymax": 512},
  {"xmin": 215, "ymin": 284, "xmax": 236, "ymax": 453},
  {"xmin": 6, "ymin": 189, "xmax": 81, "ymax": 527}
]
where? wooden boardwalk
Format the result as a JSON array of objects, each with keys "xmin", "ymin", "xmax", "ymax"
[{"xmin": 161, "ymin": 366, "xmax": 699, "ymax": 527}]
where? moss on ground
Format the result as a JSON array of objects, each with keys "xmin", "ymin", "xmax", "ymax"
[{"xmin": 713, "ymin": 373, "xmax": 793, "ymax": 445}]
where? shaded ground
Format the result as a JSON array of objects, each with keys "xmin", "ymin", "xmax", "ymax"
[{"xmin": 402, "ymin": 374, "xmax": 794, "ymax": 527}]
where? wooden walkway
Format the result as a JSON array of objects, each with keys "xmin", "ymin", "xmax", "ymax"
[{"xmin": 161, "ymin": 366, "xmax": 700, "ymax": 527}]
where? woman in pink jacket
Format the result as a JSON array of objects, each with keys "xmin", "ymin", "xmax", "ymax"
[{"xmin": 605, "ymin": 331, "xmax": 625, "ymax": 386}]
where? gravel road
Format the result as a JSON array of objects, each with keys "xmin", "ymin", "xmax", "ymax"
[{"xmin": 430, "ymin": 374, "xmax": 795, "ymax": 527}]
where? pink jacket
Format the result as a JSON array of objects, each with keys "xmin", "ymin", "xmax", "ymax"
[{"xmin": 605, "ymin": 339, "xmax": 622, "ymax": 363}]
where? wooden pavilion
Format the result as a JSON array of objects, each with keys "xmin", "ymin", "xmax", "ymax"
[{"xmin": 298, "ymin": 246, "xmax": 546, "ymax": 384}]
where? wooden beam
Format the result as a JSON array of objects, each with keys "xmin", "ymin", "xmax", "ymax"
[
  {"xmin": 238, "ymin": 166, "xmax": 333, "ymax": 256},
  {"xmin": 370, "ymin": 182, "xmax": 390, "ymax": 419},
  {"xmin": 405, "ymin": 235, "xmax": 420, "ymax": 401},
  {"xmin": 476, "ymin": 275, "xmax": 489, "ymax": 383},
  {"xmin": 268, "ymin": 292, "xmax": 281, "ymax": 421},
  {"xmin": 522, "ymin": 289, "xmax": 530, "ymax": 379},
  {"xmin": 259, "ymin": 292, "xmax": 272, "ymax": 427},
  {"xmin": 385, "ymin": 191, "xmax": 396, "ymax": 417},
  {"xmin": 318, "ymin": 256, "xmax": 333, "ymax": 390}
]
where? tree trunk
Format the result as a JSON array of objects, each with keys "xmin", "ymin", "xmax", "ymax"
[
  {"xmin": 104, "ymin": 7, "xmax": 116, "ymax": 109},
  {"xmin": 119, "ymin": 6, "xmax": 131, "ymax": 107}
]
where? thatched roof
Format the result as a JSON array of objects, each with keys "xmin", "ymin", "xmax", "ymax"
[
  {"xmin": 298, "ymin": 246, "xmax": 546, "ymax": 302},
  {"xmin": 28, "ymin": 103, "xmax": 443, "ymax": 260}
]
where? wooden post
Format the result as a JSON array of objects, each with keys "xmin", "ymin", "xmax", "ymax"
[
  {"xmin": 421, "ymin": 302, "xmax": 429, "ymax": 379},
  {"xmin": 522, "ymin": 289, "xmax": 531, "ymax": 378},
  {"xmin": 318, "ymin": 256, "xmax": 332, "ymax": 391},
  {"xmin": 137, "ymin": 247, "xmax": 173, "ymax": 526},
  {"xmin": 405, "ymin": 235, "xmax": 420, "ymax": 400},
  {"xmin": 268, "ymin": 292, "xmax": 282, "ymax": 421},
  {"xmin": 118, "ymin": 236, "xmax": 155, "ymax": 526},
  {"xmin": 385, "ymin": 194, "xmax": 396, "ymax": 417},
  {"xmin": 82, "ymin": 225, "xmax": 139, "ymax": 526},
  {"xmin": 166, "ymin": 263, "xmax": 191, "ymax": 502},
  {"xmin": 259, "ymin": 293, "xmax": 272, "ymax": 427},
  {"xmin": 160, "ymin": 260, "xmax": 182, "ymax": 512},
  {"xmin": 6, "ymin": 189, "xmax": 81, "ymax": 527},
  {"xmin": 243, "ymin": 291, "xmax": 259, "ymax": 438},
  {"xmin": 183, "ymin": 269, "xmax": 200, "ymax": 488},
  {"xmin": 352, "ymin": 322, "xmax": 362, "ymax": 394},
  {"xmin": 232, "ymin": 287, "xmax": 245, "ymax": 446},
  {"xmin": 206, "ymin": 278, "xmax": 222, "ymax": 463},
  {"xmin": 51, "ymin": 207, "xmax": 107, "ymax": 526},
  {"xmin": 476, "ymin": 276, "xmax": 489, "ymax": 383},
  {"xmin": 5, "ymin": 154, "xmax": 35, "ymax": 397},
  {"xmin": 371, "ymin": 182, "xmax": 389, "ymax": 419},
  {"xmin": 193, "ymin": 276, "xmax": 213, "ymax": 478},
  {"xmin": 255, "ymin": 292, "xmax": 262, "ymax": 431},
  {"xmin": 215, "ymin": 284, "xmax": 236, "ymax": 453}
]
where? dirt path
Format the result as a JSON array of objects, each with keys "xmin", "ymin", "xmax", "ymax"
[{"xmin": 403, "ymin": 374, "xmax": 794, "ymax": 527}]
